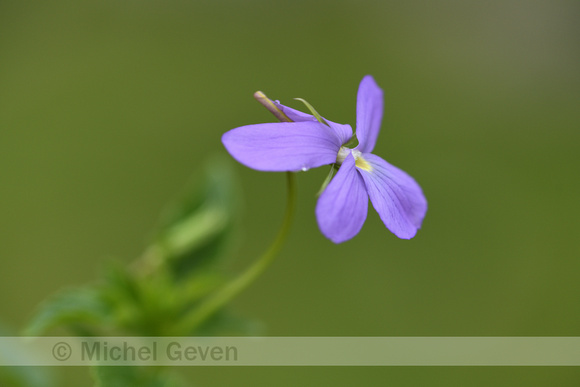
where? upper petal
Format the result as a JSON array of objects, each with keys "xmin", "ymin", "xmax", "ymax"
[
  {"xmin": 316, "ymin": 153, "xmax": 368, "ymax": 243},
  {"xmin": 222, "ymin": 121, "xmax": 341, "ymax": 172},
  {"xmin": 274, "ymin": 100, "xmax": 353, "ymax": 146},
  {"xmin": 355, "ymin": 75, "xmax": 384, "ymax": 153},
  {"xmin": 357, "ymin": 153, "xmax": 427, "ymax": 239},
  {"xmin": 273, "ymin": 101, "xmax": 313, "ymax": 122}
]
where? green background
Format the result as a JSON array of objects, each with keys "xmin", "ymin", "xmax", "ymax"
[{"xmin": 1, "ymin": 0, "xmax": 579, "ymax": 385}]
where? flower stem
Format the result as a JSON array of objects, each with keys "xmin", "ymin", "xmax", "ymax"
[{"xmin": 173, "ymin": 172, "xmax": 296, "ymax": 334}]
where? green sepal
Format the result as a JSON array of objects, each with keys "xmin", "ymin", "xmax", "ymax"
[
  {"xmin": 317, "ymin": 165, "xmax": 337, "ymax": 196},
  {"xmin": 343, "ymin": 133, "xmax": 359, "ymax": 148},
  {"xmin": 294, "ymin": 98, "xmax": 329, "ymax": 126}
]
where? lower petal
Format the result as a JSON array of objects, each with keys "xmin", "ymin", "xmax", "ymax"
[
  {"xmin": 358, "ymin": 153, "xmax": 427, "ymax": 239},
  {"xmin": 316, "ymin": 153, "xmax": 368, "ymax": 243}
]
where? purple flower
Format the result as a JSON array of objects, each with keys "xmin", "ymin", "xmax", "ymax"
[{"xmin": 222, "ymin": 75, "xmax": 427, "ymax": 243}]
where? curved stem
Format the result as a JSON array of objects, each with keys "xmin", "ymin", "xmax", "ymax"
[{"xmin": 174, "ymin": 172, "xmax": 296, "ymax": 334}]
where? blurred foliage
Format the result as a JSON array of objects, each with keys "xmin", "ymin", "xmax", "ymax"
[
  {"xmin": 152, "ymin": 156, "xmax": 239, "ymax": 280},
  {"xmin": 0, "ymin": 323, "xmax": 55, "ymax": 387},
  {"xmin": 91, "ymin": 366, "xmax": 187, "ymax": 387},
  {"xmin": 23, "ymin": 159, "xmax": 257, "ymax": 385}
]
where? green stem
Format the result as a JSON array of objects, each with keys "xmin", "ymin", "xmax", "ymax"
[{"xmin": 173, "ymin": 172, "xmax": 296, "ymax": 334}]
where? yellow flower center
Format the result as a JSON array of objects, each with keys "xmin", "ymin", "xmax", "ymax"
[
  {"xmin": 336, "ymin": 147, "xmax": 373, "ymax": 172},
  {"xmin": 352, "ymin": 150, "xmax": 372, "ymax": 171}
]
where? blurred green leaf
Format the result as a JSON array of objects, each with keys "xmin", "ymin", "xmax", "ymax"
[
  {"xmin": 152, "ymin": 156, "xmax": 240, "ymax": 278},
  {"xmin": 100, "ymin": 262, "xmax": 230, "ymax": 335},
  {"xmin": 106, "ymin": 267, "xmax": 225, "ymax": 335},
  {"xmin": 193, "ymin": 310, "xmax": 265, "ymax": 337},
  {"xmin": 0, "ymin": 323, "xmax": 55, "ymax": 387},
  {"xmin": 92, "ymin": 366, "xmax": 189, "ymax": 387},
  {"xmin": 24, "ymin": 155, "xmax": 256, "ymax": 344},
  {"xmin": 24, "ymin": 287, "xmax": 111, "ymax": 336},
  {"xmin": 0, "ymin": 365, "xmax": 54, "ymax": 387}
]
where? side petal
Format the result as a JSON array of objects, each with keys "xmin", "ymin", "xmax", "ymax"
[
  {"xmin": 222, "ymin": 121, "xmax": 341, "ymax": 172},
  {"xmin": 357, "ymin": 153, "xmax": 427, "ymax": 239},
  {"xmin": 274, "ymin": 100, "xmax": 353, "ymax": 146},
  {"xmin": 327, "ymin": 121, "xmax": 354, "ymax": 147},
  {"xmin": 316, "ymin": 153, "xmax": 368, "ymax": 243},
  {"xmin": 355, "ymin": 75, "xmax": 384, "ymax": 153}
]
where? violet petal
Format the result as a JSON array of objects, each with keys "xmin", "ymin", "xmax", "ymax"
[
  {"xmin": 355, "ymin": 75, "xmax": 384, "ymax": 153},
  {"xmin": 357, "ymin": 153, "xmax": 427, "ymax": 239},
  {"xmin": 316, "ymin": 153, "xmax": 369, "ymax": 243},
  {"xmin": 274, "ymin": 101, "xmax": 353, "ymax": 146},
  {"xmin": 222, "ymin": 121, "xmax": 341, "ymax": 172}
]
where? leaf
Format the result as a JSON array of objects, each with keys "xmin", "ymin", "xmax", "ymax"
[
  {"xmin": 192, "ymin": 309, "xmax": 265, "ymax": 337},
  {"xmin": 0, "ymin": 323, "xmax": 55, "ymax": 387},
  {"xmin": 0, "ymin": 365, "xmax": 55, "ymax": 387},
  {"xmin": 23, "ymin": 287, "xmax": 111, "ymax": 336},
  {"xmin": 24, "ymin": 157, "xmax": 250, "ymax": 339},
  {"xmin": 92, "ymin": 366, "xmax": 189, "ymax": 387},
  {"xmin": 152, "ymin": 156, "xmax": 240, "ymax": 278},
  {"xmin": 100, "ymin": 261, "xmax": 228, "ymax": 336}
]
